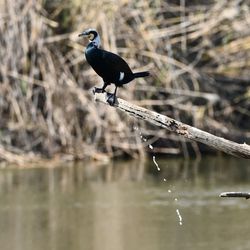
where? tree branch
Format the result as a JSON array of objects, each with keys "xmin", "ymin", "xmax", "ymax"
[
  {"xmin": 220, "ymin": 192, "xmax": 250, "ymax": 199},
  {"xmin": 94, "ymin": 91, "xmax": 250, "ymax": 159}
]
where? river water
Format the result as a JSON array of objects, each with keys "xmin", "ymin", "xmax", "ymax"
[{"xmin": 0, "ymin": 156, "xmax": 249, "ymax": 250}]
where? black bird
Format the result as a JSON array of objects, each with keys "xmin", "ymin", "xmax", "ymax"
[{"xmin": 79, "ymin": 28, "xmax": 150, "ymax": 105}]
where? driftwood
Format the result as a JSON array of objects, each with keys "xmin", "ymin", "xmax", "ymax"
[
  {"xmin": 220, "ymin": 192, "xmax": 250, "ymax": 199},
  {"xmin": 94, "ymin": 91, "xmax": 250, "ymax": 159}
]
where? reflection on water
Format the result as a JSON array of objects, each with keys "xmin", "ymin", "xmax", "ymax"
[{"xmin": 0, "ymin": 156, "xmax": 250, "ymax": 250}]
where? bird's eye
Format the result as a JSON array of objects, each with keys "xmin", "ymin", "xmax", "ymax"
[{"xmin": 88, "ymin": 33, "xmax": 95, "ymax": 40}]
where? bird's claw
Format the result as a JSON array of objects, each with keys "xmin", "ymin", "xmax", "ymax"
[
  {"xmin": 106, "ymin": 93, "xmax": 116, "ymax": 106},
  {"xmin": 92, "ymin": 87, "xmax": 116, "ymax": 106},
  {"xmin": 93, "ymin": 87, "xmax": 104, "ymax": 94}
]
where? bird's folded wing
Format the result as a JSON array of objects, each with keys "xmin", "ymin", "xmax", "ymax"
[{"xmin": 101, "ymin": 50, "xmax": 133, "ymax": 74}]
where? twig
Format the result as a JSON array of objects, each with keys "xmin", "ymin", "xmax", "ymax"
[
  {"xmin": 94, "ymin": 91, "xmax": 250, "ymax": 159},
  {"xmin": 220, "ymin": 192, "xmax": 250, "ymax": 199}
]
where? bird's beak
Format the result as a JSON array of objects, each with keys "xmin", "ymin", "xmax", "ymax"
[{"xmin": 78, "ymin": 31, "xmax": 88, "ymax": 37}]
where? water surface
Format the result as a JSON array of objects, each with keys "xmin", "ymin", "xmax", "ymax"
[{"xmin": 0, "ymin": 156, "xmax": 249, "ymax": 250}]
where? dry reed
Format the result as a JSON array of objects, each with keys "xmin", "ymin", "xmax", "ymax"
[{"xmin": 0, "ymin": 0, "xmax": 249, "ymax": 163}]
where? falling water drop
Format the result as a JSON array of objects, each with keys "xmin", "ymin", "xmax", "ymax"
[
  {"xmin": 134, "ymin": 126, "xmax": 184, "ymax": 226},
  {"xmin": 176, "ymin": 209, "xmax": 183, "ymax": 226},
  {"xmin": 152, "ymin": 156, "xmax": 160, "ymax": 171}
]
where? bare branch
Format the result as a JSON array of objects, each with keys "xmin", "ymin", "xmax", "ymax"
[
  {"xmin": 94, "ymin": 91, "xmax": 250, "ymax": 159},
  {"xmin": 220, "ymin": 192, "xmax": 250, "ymax": 199}
]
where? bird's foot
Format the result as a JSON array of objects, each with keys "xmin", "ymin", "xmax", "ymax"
[
  {"xmin": 93, "ymin": 87, "xmax": 105, "ymax": 94},
  {"xmin": 106, "ymin": 93, "xmax": 116, "ymax": 106}
]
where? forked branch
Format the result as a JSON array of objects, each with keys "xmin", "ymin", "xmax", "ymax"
[{"xmin": 94, "ymin": 91, "xmax": 250, "ymax": 159}]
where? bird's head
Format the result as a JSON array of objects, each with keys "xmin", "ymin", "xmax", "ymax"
[{"xmin": 78, "ymin": 28, "xmax": 101, "ymax": 48}]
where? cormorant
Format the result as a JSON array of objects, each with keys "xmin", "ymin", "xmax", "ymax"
[{"xmin": 79, "ymin": 28, "xmax": 150, "ymax": 105}]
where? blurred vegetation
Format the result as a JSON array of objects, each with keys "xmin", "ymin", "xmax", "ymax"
[{"xmin": 0, "ymin": 0, "xmax": 249, "ymax": 164}]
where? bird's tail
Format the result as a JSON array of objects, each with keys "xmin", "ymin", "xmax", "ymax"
[{"xmin": 133, "ymin": 71, "xmax": 150, "ymax": 78}]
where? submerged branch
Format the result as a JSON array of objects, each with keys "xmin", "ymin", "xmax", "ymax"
[
  {"xmin": 94, "ymin": 91, "xmax": 250, "ymax": 159},
  {"xmin": 220, "ymin": 192, "xmax": 250, "ymax": 199}
]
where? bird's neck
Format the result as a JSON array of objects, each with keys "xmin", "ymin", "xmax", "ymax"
[
  {"xmin": 87, "ymin": 42, "xmax": 98, "ymax": 50},
  {"xmin": 91, "ymin": 35, "xmax": 101, "ymax": 48}
]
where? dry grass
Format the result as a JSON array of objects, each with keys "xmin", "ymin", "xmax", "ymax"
[{"xmin": 0, "ymin": 0, "xmax": 249, "ymax": 163}]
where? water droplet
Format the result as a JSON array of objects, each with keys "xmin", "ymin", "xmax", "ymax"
[
  {"xmin": 163, "ymin": 178, "xmax": 167, "ymax": 182},
  {"xmin": 174, "ymin": 198, "xmax": 178, "ymax": 202},
  {"xmin": 149, "ymin": 144, "xmax": 153, "ymax": 150},
  {"xmin": 152, "ymin": 156, "xmax": 160, "ymax": 171},
  {"xmin": 168, "ymin": 189, "xmax": 171, "ymax": 193},
  {"xmin": 176, "ymin": 209, "xmax": 183, "ymax": 226}
]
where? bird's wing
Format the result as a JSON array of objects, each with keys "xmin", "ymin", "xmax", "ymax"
[{"xmin": 101, "ymin": 49, "xmax": 133, "ymax": 74}]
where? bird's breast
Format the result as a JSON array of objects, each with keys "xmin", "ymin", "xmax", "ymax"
[{"xmin": 85, "ymin": 48, "xmax": 106, "ymax": 75}]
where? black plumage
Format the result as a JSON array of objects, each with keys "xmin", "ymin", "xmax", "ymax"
[{"xmin": 79, "ymin": 28, "xmax": 150, "ymax": 105}]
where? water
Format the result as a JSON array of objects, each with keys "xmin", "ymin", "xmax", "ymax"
[{"xmin": 0, "ymin": 156, "xmax": 249, "ymax": 250}]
